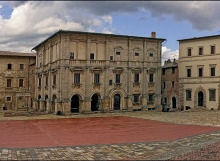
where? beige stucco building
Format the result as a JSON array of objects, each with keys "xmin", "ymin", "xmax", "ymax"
[
  {"xmin": 32, "ymin": 30, "xmax": 166, "ymax": 115},
  {"xmin": 0, "ymin": 51, "xmax": 36, "ymax": 112},
  {"xmin": 178, "ymin": 35, "xmax": 220, "ymax": 110}
]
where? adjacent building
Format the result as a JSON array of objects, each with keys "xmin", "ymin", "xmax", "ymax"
[
  {"xmin": 178, "ymin": 35, "xmax": 220, "ymax": 110},
  {"xmin": 161, "ymin": 59, "xmax": 179, "ymax": 109},
  {"xmin": 32, "ymin": 30, "xmax": 166, "ymax": 115},
  {"xmin": 0, "ymin": 51, "xmax": 36, "ymax": 112}
]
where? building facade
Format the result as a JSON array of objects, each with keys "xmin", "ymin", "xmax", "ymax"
[
  {"xmin": 0, "ymin": 51, "xmax": 36, "ymax": 112},
  {"xmin": 161, "ymin": 59, "xmax": 179, "ymax": 109},
  {"xmin": 32, "ymin": 30, "xmax": 166, "ymax": 115},
  {"xmin": 178, "ymin": 35, "xmax": 220, "ymax": 110}
]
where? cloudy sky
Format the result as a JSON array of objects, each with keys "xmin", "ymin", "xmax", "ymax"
[{"xmin": 0, "ymin": 1, "xmax": 220, "ymax": 64}]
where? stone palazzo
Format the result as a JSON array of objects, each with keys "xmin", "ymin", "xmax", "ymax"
[{"xmin": 32, "ymin": 30, "xmax": 166, "ymax": 115}]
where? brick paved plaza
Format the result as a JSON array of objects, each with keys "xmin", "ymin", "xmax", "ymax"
[{"xmin": 0, "ymin": 110, "xmax": 220, "ymax": 160}]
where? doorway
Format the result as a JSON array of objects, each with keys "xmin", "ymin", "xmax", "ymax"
[
  {"xmin": 172, "ymin": 97, "xmax": 176, "ymax": 108},
  {"xmin": 114, "ymin": 94, "xmax": 120, "ymax": 110},
  {"xmin": 71, "ymin": 95, "xmax": 79, "ymax": 113},
  {"xmin": 198, "ymin": 91, "xmax": 203, "ymax": 106},
  {"xmin": 91, "ymin": 94, "xmax": 99, "ymax": 111}
]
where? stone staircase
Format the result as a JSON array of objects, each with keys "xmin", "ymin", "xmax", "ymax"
[{"xmin": 17, "ymin": 106, "xmax": 28, "ymax": 113}]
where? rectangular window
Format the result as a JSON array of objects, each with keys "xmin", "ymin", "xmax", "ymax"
[
  {"xmin": 199, "ymin": 68, "xmax": 203, "ymax": 77},
  {"xmin": 172, "ymin": 67, "xmax": 175, "ymax": 74},
  {"xmin": 20, "ymin": 64, "xmax": 24, "ymax": 70},
  {"xmin": 149, "ymin": 94, "xmax": 153, "ymax": 102},
  {"xmin": 163, "ymin": 82, "xmax": 166, "ymax": 89},
  {"xmin": 186, "ymin": 90, "xmax": 191, "ymax": 101},
  {"xmin": 70, "ymin": 52, "xmax": 74, "ymax": 59},
  {"xmin": 134, "ymin": 95, "xmax": 139, "ymax": 103},
  {"xmin": 172, "ymin": 81, "xmax": 174, "ymax": 88},
  {"xmin": 53, "ymin": 75, "xmax": 56, "ymax": 85},
  {"xmin": 74, "ymin": 73, "xmax": 80, "ymax": 85},
  {"xmin": 211, "ymin": 46, "xmax": 215, "ymax": 54},
  {"xmin": 135, "ymin": 52, "xmax": 139, "ymax": 56},
  {"xmin": 6, "ymin": 97, "xmax": 11, "ymax": 102},
  {"xmin": 7, "ymin": 79, "xmax": 11, "ymax": 87},
  {"xmin": 7, "ymin": 64, "xmax": 12, "ymax": 69},
  {"xmin": 110, "ymin": 56, "xmax": 113, "ymax": 60},
  {"xmin": 45, "ymin": 76, "xmax": 48, "ymax": 86},
  {"xmin": 149, "ymin": 53, "xmax": 153, "ymax": 57},
  {"xmin": 38, "ymin": 78, "xmax": 41, "ymax": 87},
  {"xmin": 164, "ymin": 97, "xmax": 167, "ymax": 104},
  {"xmin": 90, "ymin": 53, "xmax": 94, "ymax": 60},
  {"xmin": 209, "ymin": 90, "xmax": 216, "ymax": 101},
  {"xmin": 162, "ymin": 69, "xmax": 165, "ymax": 75},
  {"xmin": 116, "ymin": 51, "xmax": 120, "ymax": 55},
  {"xmin": 18, "ymin": 96, "xmax": 22, "ymax": 100},
  {"xmin": 211, "ymin": 67, "xmax": 215, "ymax": 76},
  {"xmin": 134, "ymin": 74, "xmax": 139, "ymax": 83},
  {"xmin": 149, "ymin": 74, "xmax": 154, "ymax": 82},
  {"xmin": 188, "ymin": 48, "xmax": 191, "ymax": 56},
  {"xmin": 116, "ymin": 74, "xmax": 120, "ymax": 83},
  {"xmin": 94, "ymin": 73, "xmax": 100, "ymax": 84},
  {"xmin": 199, "ymin": 47, "xmax": 203, "ymax": 55},
  {"xmin": 187, "ymin": 69, "xmax": 191, "ymax": 77},
  {"xmin": 109, "ymin": 80, "xmax": 112, "ymax": 85},
  {"xmin": 19, "ymin": 79, "xmax": 23, "ymax": 87}
]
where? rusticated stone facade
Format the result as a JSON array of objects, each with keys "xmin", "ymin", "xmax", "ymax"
[
  {"xmin": 161, "ymin": 59, "xmax": 179, "ymax": 109},
  {"xmin": 178, "ymin": 35, "xmax": 220, "ymax": 110},
  {"xmin": 0, "ymin": 51, "xmax": 36, "ymax": 111},
  {"xmin": 32, "ymin": 30, "xmax": 166, "ymax": 115}
]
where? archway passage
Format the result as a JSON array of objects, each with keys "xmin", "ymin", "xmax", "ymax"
[
  {"xmin": 71, "ymin": 95, "xmax": 79, "ymax": 113},
  {"xmin": 51, "ymin": 95, "xmax": 57, "ymax": 112},
  {"xmin": 91, "ymin": 94, "xmax": 99, "ymax": 111},
  {"xmin": 198, "ymin": 91, "xmax": 203, "ymax": 106},
  {"xmin": 38, "ymin": 95, "xmax": 41, "ymax": 110},
  {"xmin": 114, "ymin": 94, "xmax": 120, "ymax": 110},
  {"xmin": 172, "ymin": 97, "xmax": 176, "ymax": 108}
]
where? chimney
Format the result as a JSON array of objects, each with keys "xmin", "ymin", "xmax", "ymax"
[
  {"xmin": 173, "ymin": 58, "xmax": 176, "ymax": 64},
  {"xmin": 151, "ymin": 32, "xmax": 156, "ymax": 38}
]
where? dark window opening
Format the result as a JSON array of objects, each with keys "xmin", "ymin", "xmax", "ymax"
[
  {"xmin": 172, "ymin": 81, "xmax": 174, "ymax": 88},
  {"xmin": 199, "ymin": 68, "xmax": 203, "ymax": 77},
  {"xmin": 199, "ymin": 47, "xmax": 203, "ymax": 55},
  {"xmin": 188, "ymin": 48, "xmax": 191, "ymax": 56},
  {"xmin": 135, "ymin": 52, "xmax": 139, "ymax": 56},
  {"xmin": 116, "ymin": 51, "xmax": 120, "ymax": 55},
  {"xmin": 211, "ymin": 67, "xmax": 215, "ymax": 76},
  {"xmin": 45, "ymin": 77, "xmax": 48, "ymax": 86},
  {"xmin": 20, "ymin": 64, "xmax": 24, "ymax": 70},
  {"xmin": 149, "ymin": 74, "xmax": 153, "ymax": 82},
  {"xmin": 110, "ymin": 56, "xmax": 113, "ymax": 60},
  {"xmin": 53, "ymin": 75, "xmax": 56, "ymax": 85},
  {"xmin": 19, "ymin": 79, "xmax": 23, "ymax": 87},
  {"xmin": 162, "ymin": 69, "xmax": 165, "ymax": 75},
  {"xmin": 74, "ymin": 73, "xmax": 80, "ymax": 85},
  {"xmin": 7, "ymin": 79, "xmax": 11, "ymax": 87},
  {"xmin": 134, "ymin": 74, "xmax": 139, "ymax": 83},
  {"xmin": 7, "ymin": 64, "xmax": 12, "ymax": 69},
  {"xmin": 94, "ymin": 73, "xmax": 100, "ymax": 84},
  {"xmin": 70, "ymin": 52, "xmax": 74, "ymax": 59},
  {"xmin": 186, "ymin": 90, "xmax": 191, "ymax": 101},
  {"xmin": 149, "ymin": 94, "xmax": 153, "ymax": 102},
  {"xmin": 90, "ymin": 53, "xmax": 94, "ymax": 60},
  {"xmin": 149, "ymin": 53, "xmax": 153, "ymax": 57},
  {"xmin": 172, "ymin": 67, "xmax": 175, "ymax": 73},
  {"xmin": 209, "ymin": 90, "xmax": 216, "ymax": 101},
  {"xmin": 134, "ymin": 95, "xmax": 139, "ymax": 103},
  {"xmin": 6, "ymin": 97, "xmax": 11, "ymax": 101},
  {"xmin": 211, "ymin": 46, "xmax": 215, "ymax": 54},
  {"xmin": 109, "ymin": 80, "xmax": 112, "ymax": 85},
  {"xmin": 38, "ymin": 78, "xmax": 41, "ymax": 87},
  {"xmin": 116, "ymin": 74, "xmax": 120, "ymax": 83},
  {"xmin": 187, "ymin": 69, "xmax": 191, "ymax": 77}
]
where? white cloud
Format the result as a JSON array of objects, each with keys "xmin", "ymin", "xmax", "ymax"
[
  {"xmin": 162, "ymin": 46, "xmax": 179, "ymax": 65},
  {"xmin": 102, "ymin": 28, "xmax": 113, "ymax": 34},
  {"xmin": 101, "ymin": 15, "xmax": 112, "ymax": 24}
]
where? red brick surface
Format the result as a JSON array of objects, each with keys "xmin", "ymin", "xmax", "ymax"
[{"xmin": 0, "ymin": 116, "xmax": 219, "ymax": 148}]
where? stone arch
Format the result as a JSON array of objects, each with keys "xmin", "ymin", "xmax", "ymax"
[
  {"xmin": 170, "ymin": 93, "xmax": 178, "ymax": 109},
  {"xmin": 51, "ymin": 94, "xmax": 57, "ymax": 113},
  {"xmin": 70, "ymin": 93, "xmax": 83, "ymax": 113},
  {"xmin": 109, "ymin": 88, "xmax": 126, "ymax": 110},
  {"xmin": 90, "ymin": 93, "xmax": 102, "ymax": 111},
  {"xmin": 194, "ymin": 86, "xmax": 206, "ymax": 108},
  {"xmin": 37, "ymin": 95, "xmax": 41, "ymax": 110}
]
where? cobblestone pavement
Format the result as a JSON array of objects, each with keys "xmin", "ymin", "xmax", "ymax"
[{"xmin": 0, "ymin": 109, "xmax": 220, "ymax": 160}]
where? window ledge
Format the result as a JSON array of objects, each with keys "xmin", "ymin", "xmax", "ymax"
[{"xmin": 72, "ymin": 83, "xmax": 82, "ymax": 87}]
